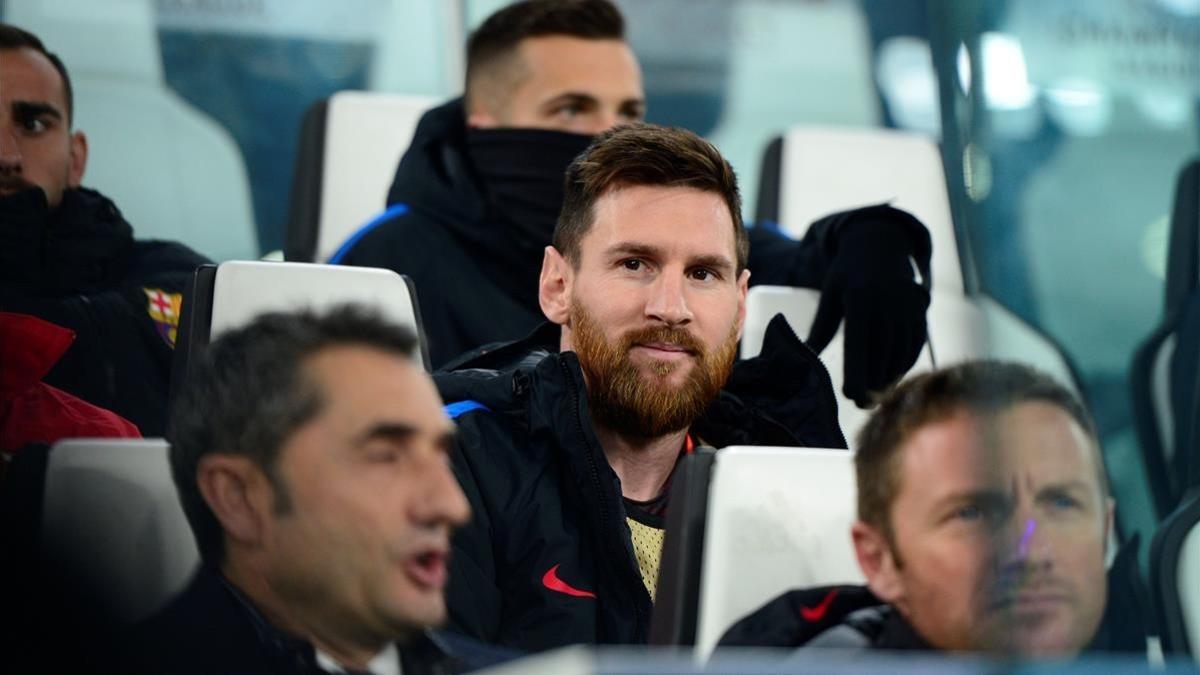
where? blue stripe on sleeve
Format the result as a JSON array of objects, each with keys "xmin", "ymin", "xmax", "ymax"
[
  {"xmin": 327, "ymin": 203, "xmax": 410, "ymax": 264},
  {"xmin": 444, "ymin": 400, "xmax": 490, "ymax": 419}
]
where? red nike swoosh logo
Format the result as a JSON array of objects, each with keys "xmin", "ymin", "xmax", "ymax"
[
  {"xmin": 541, "ymin": 564, "xmax": 596, "ymax": 599},
  {"xmin": 800, "ymin": 589, "xmax": 839, "ymax": 622}
]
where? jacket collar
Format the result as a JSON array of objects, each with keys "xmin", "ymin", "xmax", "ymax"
[
  {"xmin": 0, "ymin": 187, "xmax": 135, "ymax": 293},
  {"xmin": 0, "ymin": 312, "xmax": 75, "ymax": 395}
]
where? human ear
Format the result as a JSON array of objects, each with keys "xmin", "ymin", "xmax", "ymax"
[
  {"xmin": 68, "ymin": 130, "xmax": 88, "ymax": 186},
  {"xmin": 196, "ymin": 455, "xmax": 273, "ymax": 550},
  {"xmin": 852, "ymin": 520, "xmax": 906, "ymax": 606},
  {"xmin": 539, "ymin": 246, "xmax": 572, "ymax": 325}
]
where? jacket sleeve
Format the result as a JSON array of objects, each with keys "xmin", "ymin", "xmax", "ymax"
[{"xmin": 443, "ymin": 414, "xmax": 504, "ymax": 642}]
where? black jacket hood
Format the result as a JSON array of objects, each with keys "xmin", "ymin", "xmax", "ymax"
[{"xmin": 385, "ymin": 98, "xmax": 488, "ymax": 247}]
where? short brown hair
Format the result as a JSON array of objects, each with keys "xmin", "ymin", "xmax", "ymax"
[
  {"xmin": 855, "ymin": 361, "xmax": 1104, "ymax": 545},
  {"xmin": 465, "ymin": 0, "xmax": 624, "ymax": 113},
  {"xmin": 554, "ymin": 123, "xmax": 749, "ymax": 271}
]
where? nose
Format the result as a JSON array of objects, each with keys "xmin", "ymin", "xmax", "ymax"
[
  {"xmin": 414, "ymin": 455, "xmax": 471, "ymax": 529},
  {"xmin": 583, "ymin": 109, "xmax": 622, "ymax": 135},
  {"xmin": 0, "ymin": 122, "xmax": 21, "ymax": 173},
  {"xmin": 998, "ymin": 515, "xmax": 1053, "ymax": 572},
  {"xmin": 644, "ymin": 271, "xmax": 694, "ymax": 327}
]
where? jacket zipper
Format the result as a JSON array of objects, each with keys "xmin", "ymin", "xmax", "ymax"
[{"xmin": 558, "ymin": 359, "xmax": 648, "ymax": 640}]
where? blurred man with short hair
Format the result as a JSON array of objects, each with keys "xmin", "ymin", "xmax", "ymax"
[
  {"xmin": 132, "ymin": 306, "xmax": 472, "ymax": 674},
  {"xmin": 720, "ymin": 361, "xmax": 1147, "ymax": 657}
]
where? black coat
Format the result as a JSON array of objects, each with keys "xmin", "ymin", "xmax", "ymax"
[
  {"xmin": 333, "ymin": 97, "xmax": 914, "ymax": 369},
  {"xmin": 127, "ymin": 566, "xmax": 465, "ymax": 675},
  {"xmin": 0, "ymin": 187, "xmax": 209, "ymax": 435},
  {"xmin": 435, "ymin": 316, "xmax": 846, "ymax": 652}
]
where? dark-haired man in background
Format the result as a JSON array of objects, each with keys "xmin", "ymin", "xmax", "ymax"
[
  {"xmin": 720, "ymin": 361, "xmax": 1147, "ymax": 657},
  {"xmin": 131, "ymin": 306, "xmax": 473, "ymax": 674},
  {"xmin": 436, "ymin": 123, "xmax": 847, "ymax": 652},
  {"xmin": 0, "ymin": 23, "xmax": 209, "ymax": 436},
  {"xmin": 335, "ymin": 0, "xmax": 930, "ymax": 408}
]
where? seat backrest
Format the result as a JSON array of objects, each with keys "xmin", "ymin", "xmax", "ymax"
[
  {"xmin": 7, "ymin": 0, "xmax": 259, "ymax": 262},
  {"xmin": 286, "ymin": 92, "xmax": 439, "ymax": 263},
  {"xmin": 741, "ymin": 286, "xmax": 1080, "ymax": 445},
  {"xmin": 1150, "ymin": 488, "xmax": 1200, "ymax": 661},
  {"xmin": 40, "ymin": 438, "xmax": 199, "ymax": 624},
  {"xmin": 173, "ymin": 262, "xmax": 431, "ymax": 395},
  {"xmin": 756, "ymin": 127, "xmax": 963, "ymax": 295},
  {"xmin": 1131, "ymin": 158, "xmax": 1200, "ymax": 516},
  {"xmin": 694, "ymin": 446, "xmax": 861, "ymax": 658}
]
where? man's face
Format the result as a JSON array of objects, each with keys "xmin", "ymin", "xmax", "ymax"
[
  {"xmin": 468, "ymin": 35, "xmax": 644, "ymax": 135},
  {"xmin": 553, "ymin": 185, "xmax": 749, "ymax": 438},
  {"xmin": 260, "ymin": 346, "xmax": 471, "ymax": 641},
  {"xmin": 855, "ymin": 403, "xmax": 1111, "ymax": 657},
  {"xmin": 0, "ymin": 47, "xmax": 86, "ymax": 208}
]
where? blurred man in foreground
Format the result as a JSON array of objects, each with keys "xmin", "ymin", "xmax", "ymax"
[
  {"xmin": 132, "ymin": 306, "xmax": 472, "ymax": 674},
  {"xmin": 721, "ymin": 361, "xmax": 1147, "ymax": 657}
]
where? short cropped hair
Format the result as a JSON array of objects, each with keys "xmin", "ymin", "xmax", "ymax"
[
  {"xmin": 465, "ymin": 0, "xmax": 624, "ymax": 113},
  {"xmin": 554, "ymin": 123, "xmax": 749, "ymax": 271},
  {"xmin": 168, "ymin": 305, "xmax": 418, "ymax": 564},
  {"xmin": 0, "ymin": 23, "xmax": 74, "ymax": 125},
  {"xmin": 855, "ymin": 360, "xmax": 1105, "ymax": 545}
]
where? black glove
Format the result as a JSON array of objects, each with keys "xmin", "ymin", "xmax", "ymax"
[{"xmin": 807, "ymin": 206, "xmax": 932, "ymax": 408}]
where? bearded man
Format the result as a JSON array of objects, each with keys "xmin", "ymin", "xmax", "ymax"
[{"xmin": 435, "ymin": 123, "xmax": 846, "ymax": 652}]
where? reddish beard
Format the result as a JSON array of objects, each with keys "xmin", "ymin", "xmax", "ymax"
[{"xmin": 570, "ymin": 303, "xmax": 739, "ymax": 440}]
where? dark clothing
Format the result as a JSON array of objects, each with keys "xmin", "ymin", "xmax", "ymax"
[
  {"xmin": 717, "ymin": 585, "xmax": 931, "ymax": 650},
  {"xmin": 435, "ymin": 315, "xmax": 846, "ymax": 652},
  {"xmin": 0, "ymin": 187, "xmax": 209, "ymax": 435},
  {"xmin": 0, "ymin": 312, "xmax": 140, "ymax": 457},
  {"xmin": 334, "ymin": 98, "xmax": 923, "ymax": 369},
  {"xmin": 128, "ymin": 566, "xmax": 465, "ymax": 675},
  {"xmin": 718, "ymin": 539, "xmax": 1150, "ymax": 654}
]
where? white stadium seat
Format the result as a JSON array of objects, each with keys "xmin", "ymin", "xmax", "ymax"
[
  {"xmin": 694, "ymin": 446, "xmax": 861, "ymax": 658},
  {"xmin": 286, "ymin": 92, "xmax": 438, "ymax": 263},
  {"xmin": 40, "ymin": 438, "xmax": 199, "ymax": 624},
  {"xmin": 172, "ymin": 261, "xmax": 431, "ymax": 388},
  {"xmin": 7, "ymin": 0, "xmax": 259, "ymax": 262}
]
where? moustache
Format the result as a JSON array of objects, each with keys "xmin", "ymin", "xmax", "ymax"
[
  {"xmin": 620, "ymin": 325, "xmax": 705, "ymax": 358},
  {"xmin": 987, "ymin": 571, "xmax": 1074, "ymax": 611},
  {"xmin": 0, "ymin": 176, "xmax": 38, "ymax": 194}
]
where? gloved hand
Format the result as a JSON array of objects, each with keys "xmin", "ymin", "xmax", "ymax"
[{"xmin": 806, "ymin": 207, "xmax": 932, "ymax": 408}]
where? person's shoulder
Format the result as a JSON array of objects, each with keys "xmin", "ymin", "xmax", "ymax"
[
  {"xmin": 336, "ymin": 204, "xmax": 460, "ymax": 268},
  {"xmin": 128, "ymin": 239, "xmax": 210, "ymax": 280},
  {"xmin": 717, "ymin": 585, "xmax": 879, "ymax": 648}
]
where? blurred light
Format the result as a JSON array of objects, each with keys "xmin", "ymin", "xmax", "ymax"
[
  {"xmin": 1135, "ymin": 91, "xmax": 1193, "ymax": 130},
  {"xmin": 1154, "ymin": 0, "xmax": 1200, "ymax": 16},
  {"xmin": 1141, "ymin": 214, "xmax": 1170, "ymax": 281},
  {"xmin": 962, "ymin": 142, "xmax": 993, "ymax": 202},
  {"xmin": 1044, "ymin": 78, "xmax": 1114, "ymax": 137},
  {"xmin": 957, "ymin": 33, "xmax": 1038, "ymax": 111},
  {"xmin": 875, "ymin": 36, "xmax": 940, "ymax": 136}
]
